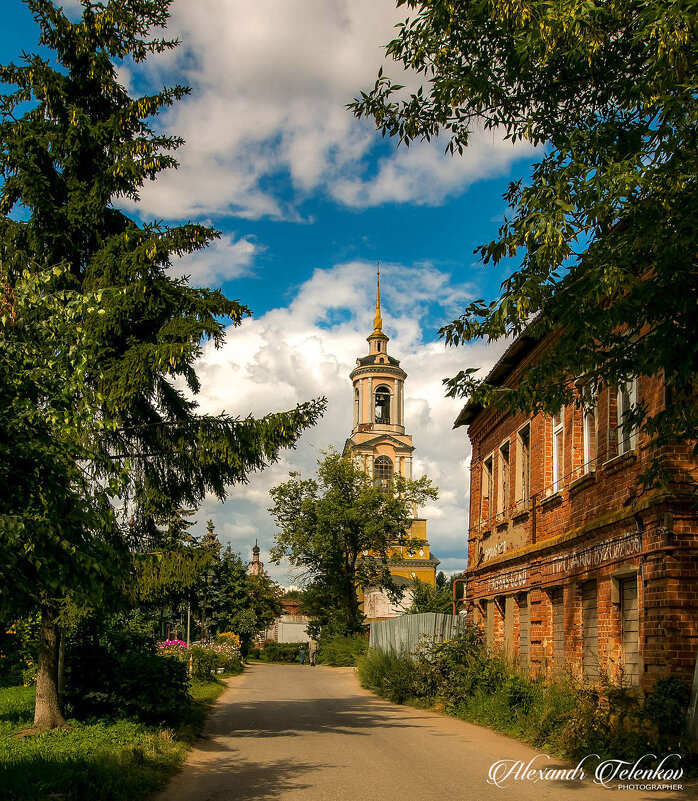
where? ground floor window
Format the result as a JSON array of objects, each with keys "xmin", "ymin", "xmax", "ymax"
[
  {"xmin": 620, "ymin": 575, "xmax": 640, "ymax": 684},
  {"xmin": 517, "ymin": 593, "xmax": 529, "ymax": 667},
  {"xmin": 551, "ymin": 587, "xmax": 564, "ymax": 665},
  {"xmin": 582, "ymin": 581, "xmax": 599, "ymax": 681}
]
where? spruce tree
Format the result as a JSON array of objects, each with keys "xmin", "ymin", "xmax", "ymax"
[{"xmin": 0, "ymin": 0, "xmax": 323, "ymax": 728}]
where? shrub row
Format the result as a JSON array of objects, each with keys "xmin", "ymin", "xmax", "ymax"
[
  {"xmin": 357, "ymin": 624, "xmax": 692, "ymax": 764},
  {"xmin": 257, "ymin": 642, "xmax": 307, "ymax": 663},
  {"xmin": 65, "ymin": 619, "xmax": 242, "ymax": 726},
  {"xmin": 317, "ymin": 633, "xmax": 368, "ymax": 666}
]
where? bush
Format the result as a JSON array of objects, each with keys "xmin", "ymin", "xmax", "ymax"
[
  {"xmin": 190, "ymin": 645, "xmax": 218, "ymax": 681},
  {"xmin": 503, "ymin": 674, "xmax": 536, "ymax": 714},
  {"xmin": 0, "ymin": 615, "xmax": 40, "ymax": 687},
  {"xmin": 258, "ymin": 642, "xmax": 307, "ymax": 663},
  {"xmin": 318, "ymin": 634, "xmax": 368, "ymax": 666},
  {"xmin": 643, "ymin": 676, "xmax": 691, "ymax": 735},
  {"xmin": 357, "ymin": 647, "xmax": 416, "ymax": 704},
  {"xmin": 356, "ymin": 625, "xmax": 693, "ymax": 765},
  {"xmin": 65, "ymin": 617, "xmax": 190, "ymax": 726}
]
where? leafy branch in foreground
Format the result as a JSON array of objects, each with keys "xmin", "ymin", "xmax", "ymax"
[{"xmin": 352, "ymin": 0, "xmax": 698, "ymax": 472}]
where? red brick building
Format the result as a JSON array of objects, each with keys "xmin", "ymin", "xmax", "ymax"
[{"xmin": 455, "ymin": 332, "xmax": 698, "ymax": 690}]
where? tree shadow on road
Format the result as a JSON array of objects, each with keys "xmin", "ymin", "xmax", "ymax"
[
  {"xmin": 160, "ymin": 757, "xmax": 320, "ymax": 801},
  {"xmin": 209, "ymin": 694, "xmax": 427, "ymax": 740}
]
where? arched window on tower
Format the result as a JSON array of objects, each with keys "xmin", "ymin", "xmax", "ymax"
[
  {"xmin": 354, "ymin": 388, "xmax": 360, "ymax": 426},
  {"xmin": 374, "ymin": 455, "xmax": 393, "ymax": 491},
  {"xmin": 374, "ymin": 385, "xmax": 391, "ymax": 424}
]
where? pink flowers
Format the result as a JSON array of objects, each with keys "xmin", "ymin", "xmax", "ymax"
[{"xmin": 157, "ymin": 640, "xmax": 188, "ymax": 661}]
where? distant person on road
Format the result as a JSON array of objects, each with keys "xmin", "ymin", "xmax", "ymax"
[
  {"xmin": 298, "ymin": 646, "xmax": 306, "ymax": 665},
  {"xmin": 308, "ymin": 639, "xmax": 318, "ymax": 666}
]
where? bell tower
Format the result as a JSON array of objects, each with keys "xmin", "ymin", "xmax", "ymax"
[
  {"xmin": 343, "ymin": 267, "xmax": 439, "ymax": 620},
  {"xmin": 345, "ymin": 266, "xmax": 413, "ymax": 480}
]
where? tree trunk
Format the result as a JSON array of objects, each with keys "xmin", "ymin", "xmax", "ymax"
[
  {"xmin": 57, "ymin": 628, "xmax": 65, "ymax": 706},
  {"xmin": 34, "ymin": 603, "xmax": 66, "ymax": 729}
]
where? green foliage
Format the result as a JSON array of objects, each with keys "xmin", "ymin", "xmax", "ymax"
[
  {"xmin": 1, "ymin": 0, "xmax": 323, "ymax": 727},
  {"xmin": 357, "ymin": 626, "xmax": 692, "ymax": 762},
  {"xmin": 258, "ymin": 642, "xmax": 307, "ymax": 663},
  {"xmin": 65, "ymin": 617, "xmax": 190, "ymax": 726},
  {"xmin": 643, "ymin": 676, "xmax": 692, "ymax": 736},
  {"xmin": 269, "ymin": 449, "xmax": 438, "ymax": 633},
  {"xmin": 406, "ymin": 578, "xmax": 453, "ymax": 615},
  {"xmin": 0, "ymin": 616, "xmax": 40, "ymax": 687},
  {"xmin": 206, "ymin": 545, "xmax": 283, "ymax": 645},
  {"xmin": 0, "ymin": 678, "xmax": 226, "ymax": 801},
  {"xmin": 356, "ymin": 647, "xmax": 417, "ymax": 704},
  {"xmin": 352, "ymin": 0, "xmax": 698, "ymax": 472},
  {"xmin": 189, "ymin": 646, "xmax": 217, "ymax": 682},
  {"xmin": 317, "ymin": 633, "xmax": 368, "ymax": 666}
]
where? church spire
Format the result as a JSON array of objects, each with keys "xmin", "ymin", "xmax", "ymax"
[{"xmin": 373, "ymin": 264, "xmax": 383, "ymax": 334}]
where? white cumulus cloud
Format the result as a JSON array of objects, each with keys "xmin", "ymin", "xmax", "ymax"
[
  {"xmin": 122, "ymin": 0, "xmax": 535, "ymax": 220},
  {"xmin": 184, "ymin": 260, "xmax": 506, "ymax": 583}
]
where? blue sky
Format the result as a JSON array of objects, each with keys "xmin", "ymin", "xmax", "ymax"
[{"xmin": 2, "ymin": 0, "xmax": 538, "ymax": 582}]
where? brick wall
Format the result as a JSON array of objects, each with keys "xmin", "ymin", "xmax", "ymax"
[{"xmin": 461, "ymin": 338, "xmax": 698, "ymax": 690}]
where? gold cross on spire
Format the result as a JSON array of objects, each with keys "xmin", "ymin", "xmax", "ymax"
[{"xmin": 373, "ymin": 263, "xmax": 383, "ymax": 333}]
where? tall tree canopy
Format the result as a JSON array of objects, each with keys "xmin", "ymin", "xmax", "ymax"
[
  {"xmin": 0, "ymin": 0, "xmax": 323, "ymax": 728},
  {"xmin": 352, "ymin": 0, "xmax": 698, "ymax": 470},
  {"xmin": 269, "ymin": 450, "xmax": 437, "ymax": 634}
]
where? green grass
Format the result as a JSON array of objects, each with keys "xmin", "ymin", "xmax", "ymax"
[{"xmin": 0, "ymin": 677, "xmax": 231, "ymax": 801}]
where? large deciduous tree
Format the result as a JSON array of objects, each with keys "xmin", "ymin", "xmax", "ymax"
[
  {"xmin": 352, "ymin": 0, "xmax": 698, "ymax": 472},
  {"xmin": 0, "ymin": 0, "xmax": 323, "ymax": 728},
  {"xmin": 269, "ymin": 450, "xmax": 438, "ymax": 634}
]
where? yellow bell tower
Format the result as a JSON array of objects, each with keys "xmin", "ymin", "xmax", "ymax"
[{"xmin": 343, "ymin": 267, "xmax": 439, "ymax": 621}]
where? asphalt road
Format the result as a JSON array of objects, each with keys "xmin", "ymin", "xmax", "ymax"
[{"xmin": 158, "ymin": 662, "xmax": 695, "ymax": 801}]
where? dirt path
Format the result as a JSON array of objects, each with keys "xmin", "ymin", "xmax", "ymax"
[{"xmin": 157, "ymin": 662, "xmax": 695, "ymax": 801}]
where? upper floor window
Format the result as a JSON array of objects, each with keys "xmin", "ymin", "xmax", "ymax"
[
  {"xmin": 482, "ymin": 454, "xmax": 493, "ymax": 527},
  {"xmin": 374, "ymin": 385, "xmax": 391, "ymax": 424},
  {"xmin": 582, "ymin": 385, "xmax": 597, "ymax": 473},
  {"xmin": 617, "ymin": 378, "xmax": 638, "ymax": 455},
  {"xmin": 552, "ymin": 409, "xmax": 564, "ymax": 492},
  {"xmin": 374, "ymin": 455, "xmax": 393, "ymax": 491},
  {"xmin": 354, "ymin": 388, "xmax": 360, "ymax": 426},
  {"xmin": 516, "ymin": 424, "xmax": 531, "ymax": 505},
  {"xmin": 497, "ymin": 441, "xmax": 510, "ymax": 518}
]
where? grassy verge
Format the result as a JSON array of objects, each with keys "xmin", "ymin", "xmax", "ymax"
[
  {"xmin": 0, "ymin": 676, "xmax": 232, "ymax": 801},
  {"xmin": 357, "ymin": 632, "xmax": 695, "ymax": 768}
]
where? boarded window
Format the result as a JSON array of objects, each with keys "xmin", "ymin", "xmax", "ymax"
[
  {"xmin": 582, "ymin": 581, "xmax": 599, "ymax": 681},
  {"xmin": 485, "ymin": 599, "xmax": 494, "ymax": 649},
  {"xmin": 518, "ymin": 594, "xmax": 529, "ymax": 667},
  {"xmin": 504, "ymin": 596, "xmax": 514, "ymax": 657},
  {"xmin": 620, "ymin": 576, "xmax": 640, "ymax": 684},
  {"xmin": 551, "ymin": 588, "xmax": 564, "ymax": 665}
]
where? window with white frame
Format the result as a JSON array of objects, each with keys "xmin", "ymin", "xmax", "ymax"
[
  {"xmin": 481, "ymin": 455, "xmax": 493, "ymax": 528},
  {"xmin": 516, "ymin": 424, "xmax": 531, "ymax": 506},
  {"xmin": 617, "ymin": 378, "xmax": 638, "ymax": 455},
  {"xmin": 582, "ymin": 386, "xmax": 597, "ymax": 473},
  {"xmin": 497, "ymin": 441, "xmax": 510, "ymax": 517},
  {"xmin": 552, "ymin": 410, "xmax": 564, "ymax": 492}
]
